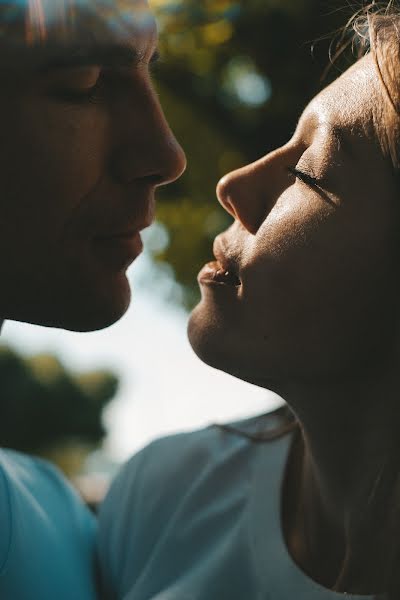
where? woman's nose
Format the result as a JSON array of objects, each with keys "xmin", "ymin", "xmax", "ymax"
[
  {"xmin": 217, "ymin": 161, "xmax": 267, "ymax": 234},
  {"xmin": 217, "ymin": 150, "xmax": 289, "ymax": 234}
]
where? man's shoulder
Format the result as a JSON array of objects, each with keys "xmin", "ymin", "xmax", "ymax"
[
  {"xmin": 0, "ymin": 447, "xmax": 59, "ymax": 483},
  {"xmin": 0, "ymin": 449, "xmax": 61, "ymax": 574},
  {"xmin": 0, "ymin": 448, "xmax": 97, "ymax": 597},
  {"xmin": 0, "ymin": 447, "xmax": 95, "ymax": 550},
  {"xmin": 0, "ymin": 447, "xmax": 82, "ymax": 510}
]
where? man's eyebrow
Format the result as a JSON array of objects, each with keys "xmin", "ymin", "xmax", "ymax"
[{"xmin": 38, "ymin": 43, "xmax": 160, "ymax": 71}]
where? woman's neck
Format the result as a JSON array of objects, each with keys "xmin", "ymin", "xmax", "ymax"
[
  {"xmin": 286, "ymin": 372, "xmax": 400, "ymax": 516},
  {"xmin": 281, "ymin": 368, "xmax": 400, "ymax": 594}
]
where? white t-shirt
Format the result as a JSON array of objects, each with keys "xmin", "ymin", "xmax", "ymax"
[{"xmin": 98, "ymin": 409, "xmax": 372, "ymax": 600}]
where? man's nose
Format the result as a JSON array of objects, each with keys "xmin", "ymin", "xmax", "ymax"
[
  {"xmin": 111, "ymin": 87, "xmax": 187, "ymax": 188},
  {"xmin": 216, "ymin": 150, "xmax": 287, "ymax": 234}
]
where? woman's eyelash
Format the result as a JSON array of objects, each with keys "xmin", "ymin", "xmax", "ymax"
[{"xmin": 288, "ymin": 166, "xmax": 319, "ymax": 187}]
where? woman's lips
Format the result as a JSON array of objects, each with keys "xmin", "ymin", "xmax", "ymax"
[
  {"xmin": 198, "ymin": 261, "xmax": 242, "ymax": 287},
  {"xmin": 93, "ymin": 231, "xmax": 144, "ymax": 270}
]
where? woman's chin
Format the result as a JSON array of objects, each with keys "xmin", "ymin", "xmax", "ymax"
[
  {"xmin": 188, "ymin": 306, "xmax": 247, "ymax": 379},
  {"xmin": 187, "ymin": 306, "xmax": 227, "ymax": 369}
]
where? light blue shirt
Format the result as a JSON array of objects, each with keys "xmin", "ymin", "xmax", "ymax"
[
  {"xmin": 98, "ymin": 411, "xmax": 372, "ymax": 600},
  {"xmin": 0, "ymin": 448, "xmax": 98, "ymax": 599}
]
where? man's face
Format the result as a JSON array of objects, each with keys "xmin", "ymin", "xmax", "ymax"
[{"xmin": 0, "ymin": 0, "xmax": 186, "ymax": 331}]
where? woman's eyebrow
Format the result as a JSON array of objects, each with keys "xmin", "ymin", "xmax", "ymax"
[
  {"xmin": 325, "ymin": 124, "xmax": 353, "ymax": 158},
  {"xmin": 297, "ymin": 113, "xmax": 353, "ymax": 158},
  {"xmin": 38, "ymin": 43, "xmax": 160, "ymax": 72}
]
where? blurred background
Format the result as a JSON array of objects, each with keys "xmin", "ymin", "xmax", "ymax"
[{"xmin": 0, "ymin": 0, "xmax": 355, "ymax": 503}]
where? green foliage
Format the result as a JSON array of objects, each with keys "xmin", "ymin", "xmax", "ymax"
[
  {"xmin": 148, "ymin": 0, "xmax": 359, "ymax": 308},
  {"xmin": 0, "ymin": 345, "xmax": 118, "ymax": 474}
]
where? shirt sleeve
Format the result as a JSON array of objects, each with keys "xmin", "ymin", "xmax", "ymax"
[
  {"xmin": 0, "ymin": 462, "xmax": 12, "ymax": 575},
  {"xmin": 0, "ymin": 449, "xmax": 97, "ymax": 599},
  {"xmin": 33, "ymin": 456, "xmax": 97, "ymax": 547}
]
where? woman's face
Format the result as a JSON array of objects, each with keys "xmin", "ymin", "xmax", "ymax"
[{"xmin": 188, "ymin": 54, "xmax": 400, "ymax": 388}]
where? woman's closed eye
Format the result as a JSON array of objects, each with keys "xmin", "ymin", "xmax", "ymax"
[{"xmin": 287, "ymin": 165, "xmax": 320, "ymax": 188}]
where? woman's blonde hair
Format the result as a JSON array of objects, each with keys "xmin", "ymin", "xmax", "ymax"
[
  {"xmin": 334, "ymin": 2, "xmax": 400, "ymax": 169},
  {"xmin": 322, "ymin": 8, "xmax": 400, "ymax": 598}
]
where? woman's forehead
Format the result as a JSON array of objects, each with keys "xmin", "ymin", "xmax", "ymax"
[{"xmin": 299, "ymin": 55, "xmax": 381, "ymax": 139}]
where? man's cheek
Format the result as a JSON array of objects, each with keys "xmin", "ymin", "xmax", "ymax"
[
  {"xmin": 23, "ymin": 101, "xmax": 107, "ymax": 179},
  {"xmin": 24, "ymin": 138, "xmax": 103, "ymax": 217}
]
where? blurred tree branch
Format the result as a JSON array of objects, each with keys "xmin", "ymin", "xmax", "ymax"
[{"xmin": 0, "ymin": 346, "xmax": 118, "ymax": 476}]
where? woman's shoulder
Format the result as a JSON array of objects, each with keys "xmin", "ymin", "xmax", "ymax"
[
  {"xmin": 97, "ymin": 404, "xmax": 295, "ymax": 596},
  {"xmin": 98, "ymin": 404, "xmax": 294, "ymax": 540},
  {"xmin": 103, "ymin": 403, "xmax": 292, "ymax": 502}
]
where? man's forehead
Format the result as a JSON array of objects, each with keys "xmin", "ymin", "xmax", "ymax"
[{"xmin": 0, "ymin": 0, "xmax": 156, "ymax": 66}]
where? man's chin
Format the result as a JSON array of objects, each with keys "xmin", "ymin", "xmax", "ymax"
[
  {"xmin": 57, "ymin": 283, "xmax": 132, "ymax": 332},
  {"xmin": 3, "ymin": 276, "xmax": 132, "ymax": 332},
  {"xmin": 59, "ymin": 304, "xmax": 130, "ymax": 332}
]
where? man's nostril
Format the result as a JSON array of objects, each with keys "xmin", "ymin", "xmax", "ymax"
[{"xmin": 147, "ymin": 174, "xmax": 164, "ymax": 185}]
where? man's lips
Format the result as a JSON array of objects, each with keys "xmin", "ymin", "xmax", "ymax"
[
  {"xmin": 93, "ymin": 230, "xmax": 144, "ymax": 270},
  {"xmin": 96, "ymin": 230, "xmax": 141, "ymax": 241},
  {"xmin": 95, "ymin": 216, "xmax": 153, "ymax": 241}
]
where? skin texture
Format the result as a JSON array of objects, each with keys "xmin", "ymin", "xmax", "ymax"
[
  {"xmin": 189, "ymin": 54, "xmax": 400, "ymax": 593},
  {"xmin": 0, "ymin": 0, "xmax": 186, "ymax": 332}
]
